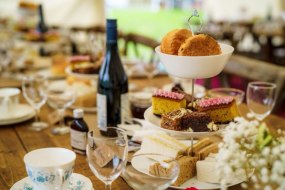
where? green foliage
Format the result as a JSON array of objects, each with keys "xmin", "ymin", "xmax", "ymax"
[{"xmin": 108, "ymin": 9, "xmax": 190, "ymax": 40}]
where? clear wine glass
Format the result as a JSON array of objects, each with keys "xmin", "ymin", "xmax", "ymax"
[
  {"xmin": 46, "ymin": 81, "xmax": 76, "ymax": 135},
  {"xmin": 246, "ymin": 81, "xmax": 277, "ymax": 121},
  {"xmin": 142, "ymin": 56, "xmax": 159, "ymax": 92},
  {"xmin": 122, "ymin": 153, "xmax": 180, "ymax": 190},
  {"xmin": 22, "ymin": 75, "xmax": 49, "ymax": 131},
  {"xmin": 87, "ymin": 128, "xmax": 128, "ymax": 190}
]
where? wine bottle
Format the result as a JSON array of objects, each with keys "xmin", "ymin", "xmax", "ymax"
[
  {"xmin": 97, "ymin": 19, "xmax": 129, "ymax": 137},
  {"xmin": 70, "ymin": 109, "xmax": 89, "ymax": 155},
  {"xmin": 37, "ymin": 4, "xmax": 48, "ymax": 34}
]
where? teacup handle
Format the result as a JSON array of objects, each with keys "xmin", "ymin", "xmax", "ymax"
[
  {"xmin": 2, "ymin": 96, "xmax": 12, "ymax": 113},
  {"xmin": 56, "ymin": 169, "xmax": 65, "ymax": 190}
]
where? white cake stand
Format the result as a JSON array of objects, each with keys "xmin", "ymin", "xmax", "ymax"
[{"xmin": 151, "ymin": 43, "xmax": 234, "ymax": 143}]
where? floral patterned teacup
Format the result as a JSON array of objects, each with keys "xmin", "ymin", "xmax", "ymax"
[{"xmin": 24, "ymin": 148, "xmax": 76, "ymax": 190}]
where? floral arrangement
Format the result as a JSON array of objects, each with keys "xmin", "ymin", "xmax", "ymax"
[{"xmin": 216, "ymin": 117, "xmax": 285, "ymax": 190}]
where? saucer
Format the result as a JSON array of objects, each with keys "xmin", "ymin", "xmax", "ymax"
[
  {"xmin": 10, "ymin": 173, "xmax": 93, "ymax": 190},
  {"xmin": 0, "ymin": 104, "xmax": 35, "ymax": 125}
]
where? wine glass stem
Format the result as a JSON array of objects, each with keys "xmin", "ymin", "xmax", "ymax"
[
  {"xmin": 105, "ymin": 184, "xmax": 111, "ymax": 190},
  {"xmin": 34, "ymin": 107, "xmax": 40, "ymax": 123},
  {"xmin": 58, "ymin": 108, "xmax": 65, "ymax": 127}
]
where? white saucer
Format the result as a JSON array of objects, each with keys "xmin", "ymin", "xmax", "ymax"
[
  {"xmin": 10, "ymin": 173, "xmax": 93, "ymax": 190},
  {"xmin": 0, "ymin": 104, "xmax": 35, "ymax": 125}
]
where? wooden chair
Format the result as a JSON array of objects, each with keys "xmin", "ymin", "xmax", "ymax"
[
  {"xmin": 221, "ymin": 55, "xmax": 285, "ymax": 110},
  {"xmin": 123, "ymin": 33, "xmax": 160, "ymax": 63}
]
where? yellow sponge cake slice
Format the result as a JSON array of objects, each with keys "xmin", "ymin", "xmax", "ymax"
[{"xmin": 152, "ymin": 90, "xmax": 186, "ymax": 116}]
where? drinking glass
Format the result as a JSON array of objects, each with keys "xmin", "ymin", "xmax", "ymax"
[
  {"xmin": 142, "ymin": 56, "xmax": 159, "ymax": 92},
  {"xmin": 246, "ymin": 81, "xmax": 277, "ymax": 121},
  {"xmin": 208, "ymin": 88, "xmax": 245, "ymax": 105},
  {"xmin": 122, "ymin": 153, "xmax": 179, "ymax": 190},
  {"xmin": 46, "ymin": 81, "xmax": 76, "ymax": 135},
  {"xmin": 22, "ymin": 75, "xmax": 49, "ymax": 131},
  {"xmin": 87, "ymin": 128, "xmax": 128, "ymax": 190}
]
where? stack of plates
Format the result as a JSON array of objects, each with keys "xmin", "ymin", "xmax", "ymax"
[{"xmin": 0, "ymin": 104, "xmax": 35, "ymax": 125}]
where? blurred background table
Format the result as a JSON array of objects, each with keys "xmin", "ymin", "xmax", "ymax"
[{"xmin": 1, "ymin": 75, "xmax": 285, "ymax": 190}]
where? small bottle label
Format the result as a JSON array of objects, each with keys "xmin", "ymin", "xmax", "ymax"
[
  {"xmin": 70, "ymin": 128, "xmax": 87, "ymax": 150},
  {"xmin": 97, "ymin": 93, "xmax": 107, "ymax": 131},
  {"xmin": 121, "ymin": 93, "xmax": 130, "ymax": 123}
]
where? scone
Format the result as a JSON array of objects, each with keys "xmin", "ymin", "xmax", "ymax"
[
  {"xmin": 178, "ymin": 34, "xmax": 221, "ymax": 56},
  {"xmin": 161, "ymin": 29, "xmax": 192, "ymax": 55}
]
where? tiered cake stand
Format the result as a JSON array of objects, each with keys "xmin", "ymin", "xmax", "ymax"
[{"xmin": 144, "ymin": 43, "xmax": 234, "ymax": 139}]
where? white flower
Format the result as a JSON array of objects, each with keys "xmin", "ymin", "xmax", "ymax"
[{"xmin": 216, "ymin": 117, "xmax": 285, "ymax": 189}]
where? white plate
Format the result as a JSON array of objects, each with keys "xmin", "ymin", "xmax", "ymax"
[
  {"xmin": 0, "ymin": 104, "xmax": 35, "ymax": 125},
  {"xmin": 144, "ymin": 107, "xmax": 225, "ymax": 138},
  {"xmin": 170, "ymin": 175, "xmax": 247, "ymax": 190},
  {"xmin": 10, "ymin": 173, "xmax": 93, "ymax": 190},
  {"xmin": 132, "ymin": 151, "xmax": 249, "ymax": 190},
  {"xmin": 65, "ymin": 66, "xmax": 98, "ymax": 80},
  {"xmin": 162, "ymin": 82, "xmax": 206, "ymax": 98},
  {"xmin": 155, "ymin": 43, "xmax": 234, "ymax": 79}
]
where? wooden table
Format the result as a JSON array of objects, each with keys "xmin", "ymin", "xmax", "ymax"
[{"xmin": 1, "ymin": 75, "xmax": 285, "ymax": 190}]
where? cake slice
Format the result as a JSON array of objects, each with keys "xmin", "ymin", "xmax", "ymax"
[
  {"xmin": 195, "ymin": 143, "xmax": 219, "ymax": 160},
  {"xmin": 149, "ymin": 155, "xmax": 198, "ymax": 187},
  {"xmin": 152, "ymin": 90, "xmax": 186, "ymax": 116},
  {"xmin": 197, "ymin": 96, "xmax": 239, "ymax": 123},
  {"xmin": 185, "ymin": 138, "xmax": 213, "ymax": 156},
  {"xmin": 161, "ymin": 108, "xmax": 192, "ymax": 131},
  {"xmin": 161, "ymin": 108, "xmax": 215, "ymax": 132},
  {"xmin": 181, "ymin": 112, "xmax": 216, "ymax": 132},
  {"xmin": 173, "ymin": 156, "xmax": 198, "ymax": 186}
]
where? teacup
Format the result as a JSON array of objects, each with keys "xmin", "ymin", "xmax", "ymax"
[
  {"xmin": 24, "ymin": 148, "xmax": 76, "ymax": 190},
  {"xmin": 0, "ymin": 88, "xmax": 20, "ymax": 117}
]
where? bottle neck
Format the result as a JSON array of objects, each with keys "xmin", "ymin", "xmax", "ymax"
[
  {"xmin": 38, "ymin": 5, "xmax": 48, "ymax": 34},
  {"xmin": 106, "ymin": 41, "xmax": 118, "ymax": 51},
  {"xmin": 106, "ymin": 26, "xmax": 118, "ymax": 44}
]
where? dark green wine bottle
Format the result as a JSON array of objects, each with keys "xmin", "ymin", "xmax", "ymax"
[{"xmin": 97, "ymin": 19, "xmax": 129, "ymax": 137}]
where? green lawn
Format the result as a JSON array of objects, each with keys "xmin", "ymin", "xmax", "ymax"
[{"xmin": 108, "ymin": 9, "xmax": 192, "ymax": 41}]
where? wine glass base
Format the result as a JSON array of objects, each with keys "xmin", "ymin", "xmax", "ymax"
[
  {"xmin": 28, "ymin": 122, "xmax": 49, "ymax": 131},
  {"xmin": 52, "ymin": 126, "xmax": 70, "ymax": 135}
]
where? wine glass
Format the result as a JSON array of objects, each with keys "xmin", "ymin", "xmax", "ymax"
[
  {"xmin": 22, "ymin": 75, "xmax": 49, "ymax": 131},
  {"xmin": 246, "ymin": 81, "xmax": 277, "ymax": 121},
  {"xmin": 46, "ymin": 81, "xmax": 76, "ymax": 135},
  {"xmin": 142, "ymin": 56, "xmax": 159, "ymax": 92},
  {"xmin": 122, "ymin": 153, "xmax": 179, "ymax": 190},
  {"xmin": 87, "ymin": 128, "xmax": 128, "ymax": 190}
]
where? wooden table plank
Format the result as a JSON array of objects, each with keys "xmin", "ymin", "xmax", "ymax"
[{"xmin": 0, "ymin": 128, "xmax": 28, "ymax": 189}]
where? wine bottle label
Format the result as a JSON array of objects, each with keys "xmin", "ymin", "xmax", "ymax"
[
  {"xmin": 70, "ymin": 128, "xmax": 87, "ymax": 150},
  {"xmin": 97, "ymin": 93, "xmax": 107, "ymax": 131},
  {"xmin": 121, "ymin": 93, "xmax": 130, "ymax": 123}
]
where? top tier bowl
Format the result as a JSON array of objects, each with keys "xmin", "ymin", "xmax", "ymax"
[{"xmin": 155, "ymin": 43, "xmax": 234, "ymax": 79}]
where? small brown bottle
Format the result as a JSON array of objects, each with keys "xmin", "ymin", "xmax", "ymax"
[{"xmin": 70, "ymin": 109, "xmax": 89, "ymax": 155}]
